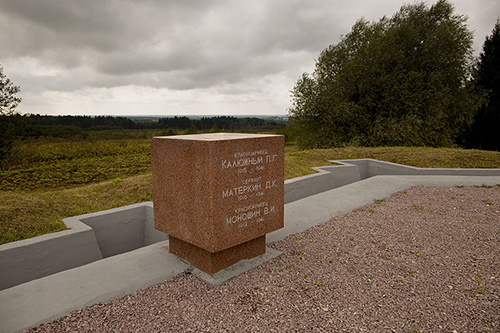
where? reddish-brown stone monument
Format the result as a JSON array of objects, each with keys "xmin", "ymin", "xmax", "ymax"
[{"xmin": 152, "ymin": 133, "xmax": 284, "ymax": 274}]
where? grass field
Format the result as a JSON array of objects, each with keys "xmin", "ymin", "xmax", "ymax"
[{"xmin": 2, "ymin": 133, "xmax": 500, "ymax": 244}]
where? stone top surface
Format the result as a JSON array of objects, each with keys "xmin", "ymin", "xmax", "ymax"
[{"xmin": 155, "ymin": 133, "xmax": 281, "ymax": 141}]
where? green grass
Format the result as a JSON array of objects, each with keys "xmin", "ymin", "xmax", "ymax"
[
  {"xmin": 2, "ymin": 139, "xmax": 151, "ymax": 191},
  {"xmin": 2, "ymin": 135, "xmax": 500, "ymax": 244},
  {"xmin": 284, "ymin": 146, "xmax": 500, "ymax": 179},
  {"xmin": 0, "ymin": 174, "xmax": 153, "ymax": 244}
]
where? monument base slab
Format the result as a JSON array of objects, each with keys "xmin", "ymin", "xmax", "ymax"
[
  {"xmin": 169, "ymin": 235, "xmax": 266, "ymax": 275},
  {"xmin": 192, "ymin": 247, "xmax": 282, "ymax": 286}
]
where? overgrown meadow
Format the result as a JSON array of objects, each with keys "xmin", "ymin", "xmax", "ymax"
[{"xmin": 2, "ymin": 129, "xmax": 500, "ymax": 244}]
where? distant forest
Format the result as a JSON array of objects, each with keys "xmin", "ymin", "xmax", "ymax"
[{"xmin": 21, "ymin": 114, "xmax": 286, "ymax": 137}]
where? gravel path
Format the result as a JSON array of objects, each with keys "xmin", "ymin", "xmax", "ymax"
[{"xmin": 29, "ymin": 186, "xmax": 500, "ymax": 332}]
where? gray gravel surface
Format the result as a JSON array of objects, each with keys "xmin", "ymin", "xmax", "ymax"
[{"xmin": 28, "ymin": 186, "xmax": 500, "ymax": 332}]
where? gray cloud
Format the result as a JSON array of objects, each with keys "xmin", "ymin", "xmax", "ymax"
[
  {"xmin": 1, "ymin": 1, "xmax": 132, "ymax": 56},
  {"xmin": 0, "ymin": 0, "xmax": 498, "ymax": 115}
]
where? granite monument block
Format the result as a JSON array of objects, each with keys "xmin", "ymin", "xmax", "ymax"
[{"xmin": 152, "ymin": 133, "xmax": 284, "ymax": 274}]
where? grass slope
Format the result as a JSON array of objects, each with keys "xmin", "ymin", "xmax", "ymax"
[
  {"xmin": 284, "ymin": 146, "xmax": 500, "ymax": 179},
  {"xmin": 2, "ymin": 138, "xmax": 500, "ymax": 244}
]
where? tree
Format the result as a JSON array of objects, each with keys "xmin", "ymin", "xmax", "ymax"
[
  {"xmin": 0, "ymin": 65, "xmax": 21, "ymax": 115},
  {"xmin": 184, "ymin": 124, "xmax": 198, "ymax": 134},
  {"xmin": 463, "ymin": 19, "xmax": 500, "ymax": 150},
  {"xmin": 289, "ymin": 0, "xmax": 479, "ymax": 148},
  {"xmin": 0, "ymin": 65, "xmax": 23, "ymax": 167}
]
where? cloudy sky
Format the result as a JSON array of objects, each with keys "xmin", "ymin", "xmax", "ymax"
[{"xmin": 1, "ymin": 0, "xmax": 498, "ymax": 117}]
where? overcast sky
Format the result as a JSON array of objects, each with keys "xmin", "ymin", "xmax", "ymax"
[{"xmin": 1, "ymin": 0, "xmax": 498, "ymax": 117}]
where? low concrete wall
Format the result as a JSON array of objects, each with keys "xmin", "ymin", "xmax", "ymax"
[
  {"xmin": 0, "ymin": 217, "xmax": 102, "ymax": 291},
  {"xmin": 2, "ymin": 159, "xmax": 499, "ymax": 291},
  {"xmin": 284, "ymin": 163, "xmax": 361, "ymax": 203},
  {"xmin": 79, "ymin": 202, "xmax": 168, "ymax": 258},
  {"xmin": 144, "ymin": 202, "xmax": 168, "ymax": 245},
  {"xmin": 337, "ymin": 159, "xmax": 500, "ymax": 178},
  {"xmin": 284, "ymin": 158, "xmax": 500, "ymax": 204},
  {"xmin": 0, "ymin": 202, "xmax": 168, "ymax": 291},
  {"xmin": 80, "ymin": 206, "xmax": 144, "ymax": 258}
]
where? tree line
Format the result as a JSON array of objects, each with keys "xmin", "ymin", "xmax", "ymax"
[
  {"xmin": 0, "ymin": 113, "xmax": 286, "ymax": 167},
  {"xmin": 289, "ymin": 0, "xmax": 499, "ymax": 150},
  {"xmin": 1, "ymin": 113, "xmax": 285, "ymax": 143},
  {"xmin": 157, "ymin": 116, "xmax": 283, "ymax": 130},
  {"xmin": 28, "ymin": 114, "xmax": 138, "ymax": 130},
  {"xmin": 23, "ymin": 114, "xmax": 284, "ymax": 131}
]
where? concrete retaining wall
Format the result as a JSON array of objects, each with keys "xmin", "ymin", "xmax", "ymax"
[
  {"xmin": 0, "ymin": 217, "xmax": 103, "ymax": 291},
  {"xmin": 284, "ymin": 164, "xmax": 361, "ymax": 203},
  {"xmin": 338, "ymin": 159, "xmax": 500, "ymax": 178},
  {"xmin": 282, "ymin": 158, "xmax": 500, "ymax": 204},
  {"xmin": 0, "ymin": 202, "xmax": 168, "ymax": 291},
  {"xmin": 79, "ymin": 202, "xmax": 168, "ymax": 258},
  {"xmin": 2, "ymin": 159, "xmax": 499, "ymax": 291}
]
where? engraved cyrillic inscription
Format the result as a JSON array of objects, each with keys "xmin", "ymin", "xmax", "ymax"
[{"xmin": 219, "ymin": 146, "xmax": 282, "ymax": 229}]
